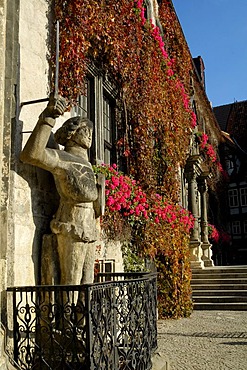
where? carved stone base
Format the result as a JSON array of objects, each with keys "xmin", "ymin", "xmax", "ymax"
[
  {"xmin": 189, "ymin": 240, "xmax": 204, "ymax": 269},
  {"xmin": 201, "ymin": 242, "xmax": 214, "ymax": 268},
  {"xmin": 203, "ymin": 259, "xmax": 214, "ymax": 267},
  {"xmin": 190, "ymin": 261, "xmax": 204, "ymax": 269}
]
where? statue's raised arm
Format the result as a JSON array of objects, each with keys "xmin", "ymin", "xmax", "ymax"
[{"xmin": 20, "ymin": 94, "xmax": 67, "ymax": 171}]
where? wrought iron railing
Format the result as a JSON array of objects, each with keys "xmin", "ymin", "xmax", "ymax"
[{"xmin": 6, "ymin": 272, "xmax": 157, "ymax": 369}]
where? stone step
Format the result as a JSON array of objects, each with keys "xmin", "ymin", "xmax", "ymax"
[
  {"xmin": 192, "ymin": 284, "xmax": 247, "ymax": 290},
  {"xmin": 193, "ymin": 302, "xmax": 247, "ymax": 310},
  {"xmin": 193, "ymin": 266, "xmax": 247, "ymax": 274},
  {"xmin": 191, "ymin": 266, "xmax": 247, "ymax": 310},
  {"xmin": 193, "ymin": 296, "xmax": 247, "ymax": 303},
  {"xmin": 192, "ymin": 289, "xmax": 247, "ymax": 296},
  {"xmin": 192, "ymin": 272, "xmax": 247, "ymax": 279},
  {"xmin": 191, "ymin": 278, "xmax": 247, "ymax": 285}
]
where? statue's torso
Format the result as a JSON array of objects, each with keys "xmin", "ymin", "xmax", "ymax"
[
  {"xmin": 50, "ymin": 150, "xmax": 98, "ymax": 242},
  {"xmin": 52, "ymin": 150, "xmax": 98, "ymax": 203}
]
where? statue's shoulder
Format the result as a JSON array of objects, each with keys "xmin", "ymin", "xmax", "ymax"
[{"xmin": 53, "ymin": 149, "xmax": 92, "ymax": 168}]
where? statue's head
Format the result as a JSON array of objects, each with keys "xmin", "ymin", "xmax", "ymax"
[{"xmin": 54, "ymin": 116, "xmax": 93, "ymax": 149}]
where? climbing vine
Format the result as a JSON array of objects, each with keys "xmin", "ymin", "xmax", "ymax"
[
  {"xmin": 94, "ymin": 164, "xmax": 194, "ymax": 318},
  {"xmin": 54, "ymin": 0, "xmax": 197, "ymax": 318}
]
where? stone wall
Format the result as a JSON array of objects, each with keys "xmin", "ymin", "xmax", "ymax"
[
  {"xmin": 0, "ymin": 0, "xmax": 7, "ymax": 317},
  {"xmin": 1, "ymin": 0, "xmax": 20, "ymax": 320},
  {"xmin": 11, "ymin": 0, "xmax": 52, "ymax": 287},
  {"xmin": 1, "ymin": 0, "xmax": 54, "ymax": 310},
  {"xmin": 2, "ymin": 0, "xmax": 71, "ymax": 289},
  {"xmin": 0, "ymin": 1, "xmax": 57, "ymax": 367},
  {"xmin": 0, "ymin": 4, "xmax": 7, "ymax": 366}
]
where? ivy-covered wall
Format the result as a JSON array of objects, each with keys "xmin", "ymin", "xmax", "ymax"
[{"xmin": 53, "ymin": 0, "xmax": 222, "ymax": 318}]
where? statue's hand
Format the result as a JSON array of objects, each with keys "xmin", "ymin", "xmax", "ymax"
[
  {"xmin": 46, "ymin": 93, "xmax": 67, "ymax": 118},
  {"xmin": 96, "ymin": 173, "xmax": 105, "ymax": 188}
]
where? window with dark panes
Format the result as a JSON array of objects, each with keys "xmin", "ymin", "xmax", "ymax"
[
  {"xmin": 77, "ymin": 89, "xmax": 88, "ymax": 118},
  {"xmin": 72, "ymin": 68, "xmax": 117, "ymax": 165},
  {"xmin": 228, "ymin": 189, "xmax": 239, "ymax": 208},
  {"xmin": 74, "ymin": 77, "xmax": 94, "ymax": 119},
  {"xmin": 103, "ymin": 93, "xmax": 116, "ymax": 165},
  {"xmin": 232, "ymin": 221, "xmax": 241, "ymax": 235},
  {"xmin": 73, "ymin": 76, "xmax": 96, "ymax": 163},
  {"xmin": 240, "ymin": 187, "xmax": 247, "ymax": 206},
  {"xmin": 95, "ymin": 259, "xmax": 115, "ymax": 273}
]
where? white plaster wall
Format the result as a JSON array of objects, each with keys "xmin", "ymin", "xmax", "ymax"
[
  {"xmin": 19, "ymin": 0, "xmax": 71, "ymax": 141},
  {"xmin": 19, "ymin": 0, "xmax": 49, "ymax": 126},
  {"xmin": 96, "ymin": 240, "xmax": 124, "ymax": 273},
  {"xmin": 105, "ymin": 241, "xmax": 124, "ymax": 272}
]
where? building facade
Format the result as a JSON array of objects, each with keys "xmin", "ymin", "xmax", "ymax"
[
  {"xmin": 0, "ymin": 0, "xmax": 224, "ymax": 367},
  {"xmin": 214, "ymin": 100, "xmax": 247, "ymax": 265}
]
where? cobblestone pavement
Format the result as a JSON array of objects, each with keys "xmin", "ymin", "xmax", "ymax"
[{"xmin": 157, "ymin": 311, "xmax": 247, "ymax": 370}]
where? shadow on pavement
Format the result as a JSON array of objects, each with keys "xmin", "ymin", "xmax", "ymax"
[
  {"xmin": 158, "ymin": 332, "xmax": 247, "ymax": 339},
  {"xmin": 220, "ymin": 341, "xmax": 247, "ymax": 346}
]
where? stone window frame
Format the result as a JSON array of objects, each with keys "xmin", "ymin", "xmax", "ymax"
[
  {"xmin": 144, "ymin": 0, "xmax": 161, "ymax": 26},
  {"xmin": 228, "ymin": 189, "xmax": 239, "ymax": 208},
  {"xmin": 143, "ymin": 0, "xmax": 152, "ymax": 20}
]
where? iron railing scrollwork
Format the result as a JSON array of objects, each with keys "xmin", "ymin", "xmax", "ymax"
[{"xmin": 6, "ymin": 272, "xmax": 157, "ymax": 369}]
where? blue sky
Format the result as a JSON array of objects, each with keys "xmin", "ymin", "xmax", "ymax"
[{"xmin": 172, "ymin": 0, "xmax": 247, "ymax": 107}]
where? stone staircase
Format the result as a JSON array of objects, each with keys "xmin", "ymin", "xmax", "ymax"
[{"xmin": 192, "ymin": 266, "xmax": 247, "ymax": 310}]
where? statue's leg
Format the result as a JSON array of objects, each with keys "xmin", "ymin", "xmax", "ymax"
[
  {"xmin": 41, "ymin": 234, "xmax": 60, "ymax": 285},
  {"xmin": 56, "ymin": 234, "xmax": 87, "ymax": 286},
  {"xmin": 81, "ymin": 242, "xmax": 96, "ymax": 284},
  {"xmin": 56, "ymin": 234, "xmax": 88, "ymax": 328},
  {"xmin": 39, "ymin": 234, "xmax": 58, "ymax": 345}
]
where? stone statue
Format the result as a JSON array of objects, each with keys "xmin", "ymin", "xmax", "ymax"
[{"xmin": 20, "ymin": 94, "xmax": 104, "ymax": 286}]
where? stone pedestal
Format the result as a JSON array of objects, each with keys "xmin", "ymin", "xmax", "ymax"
[
  {"xmin": 201, "ymin": 242, "xmax": 214, "ymax": 267},
  {"xmin": 189, "ymin": 240, "xmax": 204, "ymax": 269}
]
